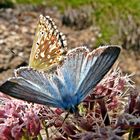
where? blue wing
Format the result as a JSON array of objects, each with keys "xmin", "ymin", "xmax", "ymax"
[
  {"xmin": 0, "ymin": 46, "xmax": 121, "ymax": 111},
  {"xmin": 0, "ymin": 68, "xmax": 62, "ymax": 108},
  {"xmin": 57, "ymin": 45, "xmax": 121, "ymax": 106},
  {"xmin": 0, "ymin": 77, "xmax": 60, "ymax": 107},
  {"xmin": 75, "ymin": 46, "xmax": 121, "ymax": 102}
]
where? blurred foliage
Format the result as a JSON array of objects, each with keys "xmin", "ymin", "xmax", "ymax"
[
  {"xmin": 0, "ymin": 0, "xmax": 14, "ymax": 8},
  {"xmin": 50, "ymin": 0, "xmax": 140, "ymax": 49},
  {"xmin": 15, "ymin": 0, "xmax": 44, "ymax": 5},
  {"xmin": 91, "ymin": 0, "xmax": 140, "ymax": 47},
  {"xmin": 0, "ymin": 0, "xmax": 45, "ymax": 6},
  {"xmin": 0, "ymin": 0, "xmax": 140, "ymax": 49}
]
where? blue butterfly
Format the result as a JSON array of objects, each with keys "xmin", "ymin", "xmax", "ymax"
[{"xmin": 0, "ymin": 46, "xmax": 120, "ymax": 113}]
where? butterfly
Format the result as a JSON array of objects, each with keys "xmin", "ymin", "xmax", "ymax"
[
  {"xmin": 0, "ymin": 46, "xmax": 121, "ymax": 113},
  {"xmin": 29, "ymin": 15, "xmax": 67, "ymax": 71}
]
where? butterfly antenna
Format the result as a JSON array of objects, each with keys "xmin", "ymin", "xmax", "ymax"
[
  {"xmin": 62, "ymin": 110, "xmax": 70, "ymax": 124},
  {"xmin": 10, "ymin": 49, "xmax": 28, "ymax": 64}
]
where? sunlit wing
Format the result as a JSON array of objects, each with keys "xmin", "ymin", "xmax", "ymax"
[{"xmin": 29, "ymin": 15, "xmax": 67, "ymax": 71}]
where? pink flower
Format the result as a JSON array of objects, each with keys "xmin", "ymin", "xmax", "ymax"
[
  {"xmin": 0, "ymin": 95, "xmax": 42, "ymax": 139},
  {"xmin": 92, "ymin": 68, "xmax": 133, "ymax": 110},
  {"xmin": 24, "ymin": 111, "xmax": 41, "ymax": 137}
]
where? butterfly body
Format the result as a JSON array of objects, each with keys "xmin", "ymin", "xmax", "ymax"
[
  {"xmin": 60, "ymin": 94, "xmax": 78, "ymax": 113},
  {"xmin": 0, "ymin": 46, "xmax": 121, "ymax": 113}
]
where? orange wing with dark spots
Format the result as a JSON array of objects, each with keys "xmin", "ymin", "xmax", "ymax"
[{"xmin": 29, "ymin": 15, "xmax": 67, "ymax": 71}]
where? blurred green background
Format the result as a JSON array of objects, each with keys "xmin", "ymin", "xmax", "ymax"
[{"xmin": 1, "ymin": 0, "xmax": 140, "ymax": 49}]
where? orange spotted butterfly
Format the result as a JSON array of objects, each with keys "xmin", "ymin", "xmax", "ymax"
[{"xmin": 29, "ymin": 15, "xmax": 67, "ymax": 71}]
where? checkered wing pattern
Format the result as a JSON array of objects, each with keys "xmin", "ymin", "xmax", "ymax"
[{"xmin": 29, "ymin": 15, "xmax": 67, "ymax": 71}]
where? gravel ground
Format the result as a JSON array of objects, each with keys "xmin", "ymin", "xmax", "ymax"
[{"xmin": 0, "ymin": 5, "xmax": 139, "ymax": 89}]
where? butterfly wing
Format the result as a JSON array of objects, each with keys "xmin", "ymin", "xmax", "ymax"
[
  {"xmin": 29, "ymin": 15, "xmax": 67, "ymax": 71},
  {"xmin": 0, "ymin": 68, "xmax": 62, "ymax": 108},
  {"xmin": 57, "ymin": 47, "xmax": 90, "ymax": 95},
  {"xmin": 56, "ymin": 46, "xmax": 120, "ymax": 95},
  {"xmin": 75, "ymin": 46, "xmax": 121, "ymax": 102},
  {"xmin": 15, "ymin": 67, "xmax": 62, "ymax": 98}
]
